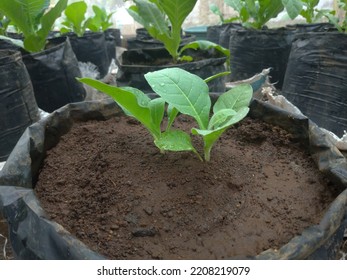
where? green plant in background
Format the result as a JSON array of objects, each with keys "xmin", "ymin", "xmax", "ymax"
[
  {"xmin": 292, "ymin": 0, "xmax": 335, "ymax": 23},
  {"xmin": 60, "ymin": 1, "xmax": 90, "ymax": 36},
  {"xmin": 60, "ymin": 1, "xmax": 115, "ymax": 36},
  {"xmin": 221, "ymin": 0, "xmax": 285, "ymax": 29},
  {"xmin": 127, "ymin": 0, "xmax": 230, "ymax": 64},
  {"xmin": 213, "ymin": 0, "xmax": 332, "ymax": 29},
  {"xmin": 0, "ymin": 0, "xmax": 67, "ymax": 52},
  {"xmin": 79, "ymin": 68, "xmax": 252, "ymax": 161},
  {"xmin": 88, "ymin": 5, "xmax": 115, "ymax": 32},
  {"xmin": 325, "ymin": 0, "xmax": 347, "ymax": 32}
]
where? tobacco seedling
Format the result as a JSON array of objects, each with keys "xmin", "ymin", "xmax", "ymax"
[
  {"xmin": 0, "ymin": 0, "xmax": 67, "ymax": 52},
  {"xmin": 79, "ymin": 68, "xmax": 252, "ymax": 161},
  {"xmin": 60, "ymin": 1, "xmax": 115, "ymax": 36},
  {"xmin": 127, "ymin": 0, "xmax": 230, "ymax": 64}
]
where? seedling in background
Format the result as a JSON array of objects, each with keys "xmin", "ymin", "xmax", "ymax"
[
  {"xmin": 127, "ymin": 0, "xmax": 230, "ymax": 65},
  {"xmin": 79, "ymin": 68, "xmax": 252, "ymax": 161}
]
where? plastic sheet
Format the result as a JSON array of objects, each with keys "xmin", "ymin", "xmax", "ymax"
[
  {"xmin": 226, "ymin": 28, "xmax": 292, "ymax": 89},
  {"xmin": 0, "ymin": 98, "xmax": 346, "ymax": 260},
  {"xmin": 117, "ymin": 47, "xmax": 227, "ymax": 92},
  {"xmin": 21, "ymin": 37, "xmax": 86, "ymax": 113},
  {"xmin": 66, "ymin": 32, "xmax": 110, "ymax": 78},
  {"xmin": 0, "ymin": 50, "xmax": 39, "ymax": 161},
  {"xmin": 282, "ymin": 32, "xmax": 347, "ymax": 138}
]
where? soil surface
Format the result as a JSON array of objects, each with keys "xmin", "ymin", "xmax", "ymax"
[{"xmin": 35, "ymin": 115, "xmax": 342, "ymax": 259}]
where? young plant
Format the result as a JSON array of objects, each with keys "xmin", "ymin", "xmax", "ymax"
[
  {"xmin": 88, "ymin": 5, "xmax": 115, "ymax": 32},
  {"xmin": 60, "ymin": 1, "xmax": 115, "ymax": 36},
  {"xmin": 60, "ymin": 1, "xmax": 90, "ymax": 36},
  {"xmin": 79, "ymin": 68, "xmax": 253, "ymax": 161},
  {"xmin": 291, "ymin": 0, "xmax": 336, "ymax": 23},
  {"xmin": 0, "ymin": 0, "xmax": 67, "ymax": 52},
  {"xmin": 127, "ymin": 0, "xmax": 230, "ymax": 64},
  {"xmin": 223, "ymin": 0, "xmax": 285, "ymax": 29},
  {"xmin": 325, "ymin": 0, "xmax": 347, "ymax": 32}
]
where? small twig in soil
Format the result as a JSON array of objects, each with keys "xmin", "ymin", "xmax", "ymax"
[{"xmin": 0, "ymin": 233, "xmax": 7, "ymax": 260}]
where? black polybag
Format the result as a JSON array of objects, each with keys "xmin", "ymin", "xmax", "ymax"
[
  {"xmin": 227, "ymin": 28, "xmax": 292, "ymax": 89},
  {"xmin": 21, "ymin": 37, "xmax": 86, "ymax": 113},
  {"xmin": 117, "ymin": 48, "xmax": 227, "ymax": 92},
  {"xmin": 104, "ymin": 28, "xmax": 121, "ymax": 64},
  {"xmin": 282, "ymin": 32, "xmax": 347, "ymax": 138},
  {"xmin": 126, "ymin": 28, "xmax": 195, "ymax": 50},
  {"xmin": 0, "ymin": 98, "xmax": 346, "ymax": 259},
  {"xmin": 66, "ymin": 32, "xmax": 110, "ymax": 78},
  {"xmin": 0, "ymin": 50, "xmax": 39, "ymax": 161}
]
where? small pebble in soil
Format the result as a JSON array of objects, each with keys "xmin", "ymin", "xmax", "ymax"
[{"xmin": 132, "ymin": 227, "xmax": 157, "ymax": 237}]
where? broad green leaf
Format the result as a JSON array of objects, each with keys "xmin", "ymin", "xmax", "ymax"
[
  {"xmin": 78, "ymin": 78, "xmax": 161, "ymax": 139},
  {"xmin": 208, "ymin": 109, "xmax": 237, "ymax": 130},
  {"xmin": 35, "ymin": 0, "xmax": 68, "ymax": 43},
  {"xmin": 154, "ymin": 130, "xmax": 197, "ymax": 153},
  {"xmin": 213, "ymin": 84, "xmax": 253, "ymax": 114},
  {"xmin": 159, "ymin": 0, "xmax": 197, "ymax": 57},
  {"xmin": 282, "ymin": 0, "xmax": 303, "ymax": 19},
  {"xmin": 131, "ymin": 0, "xmax": 170, "ymax": 36},
  {"xmin": 0, "ymin": 0, "xmax": 66, "ymax": 52},
  {"xmin": 257, "ymin": 0, "xmax": 284, "ymax": 28},
  {"xmin": 118, "ymin": 86, "xmax": 151, "ymax": 116},
  {"xmin": 149, "ymin": 98, "xmax": 165, "ymax": 130},
  {"xmin": 145, "ymin": 68, "xmax": 211, "ymax": 130},
  {"xmin": 0, "ymin": 0, "xmax": 49, "ymax": 35},
  {"xmin": 63, "ymin": 1, "xmax": 87, "ymax": 36},
  {"xmin": 192, "ymin": 107, "xmax": 250, "ymax": 161}
]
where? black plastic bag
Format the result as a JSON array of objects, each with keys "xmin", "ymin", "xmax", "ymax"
[
  {"xmin": 0, "ymin": 50, "xmax": 39, "ymax": 161},
  {"xmin": 66, "ymin": 32, "xmax": 110, "ymax": 78},
  {"xmin": 0, "ymin": 98, "xmax": 346, "ymax": 259},
  {"xmin": 104, "ymin": 28, "xmax": 121, "ymax": 64},
  {"xmin": 282, "ymin": 32, "xmax": 347, "ymax": 137},
  {"xmin": 227, "ymin": 28, "xmax": 292, "ymax": 89},
  {"xmin": 21, "ymin": 37, "xmax": 86, "ymax": 113},
  {"xmin": 117, "ymin": 47, "xmax": 227, "ymax": 93}
]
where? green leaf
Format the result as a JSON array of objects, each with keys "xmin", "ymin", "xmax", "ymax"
[
  {"xmin": 78, "ymin": 78, "xmax": 161, "ymax": 139},
  {"xmin": 36, "ymin": 0, "xmax": 68, "ymax": 44},
  {"xmin": 128, "ymin": 0, "xmax": 198, "ymax": 61},
  {"xmin": 145, "ymin": 67, "xmax": 211, "ymax": 130},
  {"xmin": 149, "ymin": 98, "xmax": 165, "ymax": 130},
  {"xmin": 154, "ymin": 130, "xmax": 198, "ymax": 154},
  {"xmin": 213, "ymin": 84, "xmax": 253, "ymax": 114},
  {"xmin": 192, "ymin": 107, "xmax": 250, "ymax": 161},
  {"xmin": 0, "ymin": 0, "xmax": 49, "ymax": 35},
  {"xmin": 118, "ymin": 86, "xmax": 151, "ymax": 116},
  {"xmin": 167, "ymin": 105, "xmax": 179, "ymax": 129},
  {"xmin": 224, "ymin": 0, "xmax": 243, "ymax": 12},
  {"xmin": 282, "ymin": 0, "xmax": 303, "ymax": 19},
  {"xmin": 62, "ymin": 1, "xmax": 87, "ymax": 36},
  {"xmin": 208, "ymin": 108, "xmax": 237, "ymax": 130},
  {"xmin": 179, "ymin": 40, "xmax": 230, "ymax": 64},
  {"xmin": 0, "ymin": 0, "xmax": 67, "ymax": 52}
]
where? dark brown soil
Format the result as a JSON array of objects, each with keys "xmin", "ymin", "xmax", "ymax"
[{"xmin": 35, "ymin": 115, "xmax": 341, "ymax": 259}]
